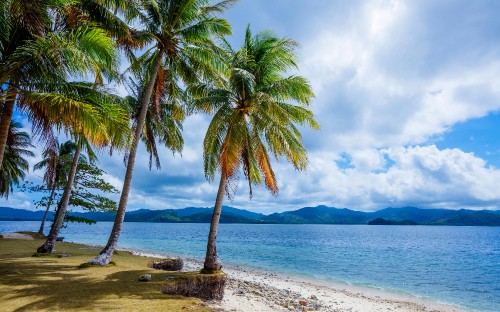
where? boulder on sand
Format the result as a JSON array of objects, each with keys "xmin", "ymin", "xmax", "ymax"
[
  {"xmin": 138, "ymin": 274, "xmax": 152, "ymax": 282},
  {"xmin": 147, "ymin": 258, "xmax": 183, "ymax": 271}
]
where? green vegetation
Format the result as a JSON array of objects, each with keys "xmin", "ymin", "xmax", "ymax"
[
  {"xmin": 0, "ymin": 0, "xmax": 127, "ymax": 169},
  {"xmin": 0, "ymin": 235, "xmax": 212, "ymax": 311},
  {"xmin": 0, "ymin": 121, "xmax": 34, "ymax": 198},
  {"xmin": 368, "ymin": 218, "xmax": 418, "ymax": 225},
  {"xmin": 161, "ymin": 271, "xmax": 227, "ymax": 300},
  {"xmin": 32, "ymin": 140, "xmax": 82, "ymax": 234},
  {"xmin": 25, "ymin": 146, "xmax": 119, "ymax": 228},
  {"xmin": 4, "ymin": 206, "xmax": 499, "ymax": 226}
]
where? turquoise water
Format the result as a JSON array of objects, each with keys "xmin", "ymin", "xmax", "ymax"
[{"xmin": 1, "ymin": 221, "xmax": 499, "ymax": 311}]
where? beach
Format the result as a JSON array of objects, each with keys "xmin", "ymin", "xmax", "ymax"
[
  {"xmin": 0, "ymin": 233, "xmax": 463, "ymax": 312},
  {"xmin": 132, "ymin": 250, "xmax": 466, "ymax": 312},
  {"xmin": 3, "ymin": 221, "xmax": 491, "ymax": 312}
]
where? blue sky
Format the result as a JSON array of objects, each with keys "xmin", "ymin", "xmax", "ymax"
[{"xmin": 3, "ymin": 0, "xmax": 500, "ymax": 213}]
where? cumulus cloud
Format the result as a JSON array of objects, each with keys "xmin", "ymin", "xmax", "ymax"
[
  {"xmin": 300, "ymin": 0, "xmax": 500, "ymax": 151},
  {"xmin": 0, "ymin": 192, "xmax": 33, "ymax": 209},
  {"xmin": 268, "ymin": 145, "xmax": 500, "ymax": 211}
]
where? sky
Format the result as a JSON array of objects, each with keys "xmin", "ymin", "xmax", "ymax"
[{"xmin": 3, "ymin": 0, "xmax": 500, "ymax": 214}]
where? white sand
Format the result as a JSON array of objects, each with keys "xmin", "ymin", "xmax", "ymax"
[
  {"xmin": 131, "ymin": 250, "xmax": 466, "ymax": 312},
  {"xmin": 0, "ymin": 232, "xmax": 34, "ymax": 240}
]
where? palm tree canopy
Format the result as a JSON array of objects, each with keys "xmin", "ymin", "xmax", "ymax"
[
  {"xmin": 1, "ymin": 1, "xmax": 130, "ymax": 154},
  {"xmin": 0, "ymin": 120, "xmax": 34, "ymax": 197},
  {"xmin": 195, "ymin": 26, "xmax": 319, "ymax": 196},
  {"xmin": 33, "ymin": 140, "xmax": 88, "ymax": 190},
  {"xmin": 125, "ymin": 77, "xmax": 184, "ymax": 170},
  {"xmin": 121, "ymin": 0, "xmax": 236, "ymax": 168},
  {"xmin": 128, "ymin": 0, "xmax": 235, "ymax": 110}
]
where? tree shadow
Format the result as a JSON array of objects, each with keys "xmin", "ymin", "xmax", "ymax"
[{"xmin": 0, "ymin": 256, "xmax": 201, "ymax": 311}]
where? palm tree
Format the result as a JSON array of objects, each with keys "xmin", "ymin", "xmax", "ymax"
[
  {"xmin": 0, "ymin": 0, "xmax": 124, "ymax": 167},
  {"xmin": 194, "ymin": 27, "xmax": 319, "ymax": 271},
  {"xmin": 34, "ymin": 140, "xmax": 82, "ymax": 235},
  {"xmin": 87, "ymin": 0, "xmax": 234, "ymax": 266},
  {"xmin": 36, "ymin": 85, "xmax": 130, "ymax": 254},
  {"xmin": 0, "ymin": 120, "xmax": 34, "ymax": 197},
  {"xmin": 125, "ymin": 77, "xmax": 184, "ymax": 171}
]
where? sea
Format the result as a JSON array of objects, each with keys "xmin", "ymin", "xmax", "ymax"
[{"xmin": 1, "ymin": 221, "xmax": 498, "ymax": 311}]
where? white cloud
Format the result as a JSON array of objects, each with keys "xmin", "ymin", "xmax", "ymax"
[
  {"xmin": 300, "ymin": 0, "xmax": 500, "ymax": 151},
  {"xmin": 0, "ymin": 192, "xmax": 32, "ymax": 209},
  {"xmin": 267, "ymin": 145, "xmax": 500, "ymax": 211}
]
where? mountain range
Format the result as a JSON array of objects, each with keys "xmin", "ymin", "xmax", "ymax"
[{"xmin": 1, "ymin": 205, "xmax": 500, "ymax": 226}]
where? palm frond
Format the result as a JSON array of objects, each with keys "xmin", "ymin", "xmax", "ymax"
[{"xmin": 0, "ymin": 120, "xmax": 35, "ymax": 198}]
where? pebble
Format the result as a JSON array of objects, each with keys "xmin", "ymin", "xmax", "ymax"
[
  {"xmin": 138, "ymin": 274, "xmax": 152, "ymax": 282},
  {"xmin": 226, "ymin": 278, "xmax": 321, "ymax": 311}
]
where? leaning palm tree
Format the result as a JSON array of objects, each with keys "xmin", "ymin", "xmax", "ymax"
[
  {"xmin": 87, "ymin": 0, "xmax": 234, "ymax": 266},
  {"xmin": 0, "ymin": 0, "xmax": 125, "ymax": 167},
  {"xmin": 0, "ymin": 120, "xmax": 34, "ymax": 198},
  {"xmin": 124, "ymin": 77, "xmax": 184, "ymax": 171},
  {"xmin": 194, "ymin": 27, "xmax": 319, "ymax": 271},
  {"xmin": 34, "ymin": 140, "xmax": 84, "ymax": 235},
  {"xmin": 36, "ymin": 85, "xmax": 130, "ymax": 254}
]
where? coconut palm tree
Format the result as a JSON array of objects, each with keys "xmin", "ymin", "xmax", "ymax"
[
  {"xmin": 124, "ymin": 77, "xmax": 184, "ymax": 171},
  {"xmin": 193, "ymin": 27, "xmax": 319, "ymax": 271},
  {"xmin": 0, "ymin": 0, "xmax": 125, "ymax": 167},
  {"xmin": 36, "ymin": 85, "xmax": 130, "ymax": 254},
  {"xmin": 87, "ymin": 0, "xmax": 235, "ymax": 266},
  {"xmin": 0, "ymin": 120, "xmax": 34, "ymax": 197},
  {"xmin": 34, "ymin": 140, "xmax": 84, "ymax": 235}
]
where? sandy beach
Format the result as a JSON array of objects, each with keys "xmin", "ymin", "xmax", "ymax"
[
  {"xmin": 131, "ymin": 250, "xmax": 466, "ymax": 312},
  {"xmin": 0, "ymin": 231, "xmax": 470, "ymax": 312}
]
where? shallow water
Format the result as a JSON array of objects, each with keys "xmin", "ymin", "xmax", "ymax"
[{"xmin": 1, "ymin": 221, "xmax": 498, "ymax": 311}]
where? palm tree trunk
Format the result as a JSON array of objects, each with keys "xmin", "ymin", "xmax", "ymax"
[
  {"xmin": 37, "ymin": 145, "xmax": 81, "ymax": 253},
  {"xmin": 0, "ymin": 87, "xmax": 16, "ymax": 168},
  {"xmin": 87, "ymin": 51, "xmax": 164, "ymax": 266},
  {"xmin": 203, "ymin": 173, "xmax": 227, "ymax": 271},
  {"xmin": 38, "ymin": 185, "xmax": 57, "ymax": 235}
]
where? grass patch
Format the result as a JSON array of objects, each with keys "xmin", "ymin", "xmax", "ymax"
[
  {"xmin": 0, "ymin": 237, "xmax": 212, "ymax": 311},
  {"xmin": 78, "ymin": 261, "xmax": 116, "ymax": 269},
  {"xmin": 31, "ymin": 253, "xmax": 60, "ymax": 258},
  {"xmin": 161, "ymin": 271, "xmax": 227, "ymax": 300},
  {"xmin": 199, "ymin": 268, "xmax": 223, "ymax": 275}
]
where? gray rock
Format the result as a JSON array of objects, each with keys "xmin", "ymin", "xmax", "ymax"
[
  {"xmin": 139, "ymin": 274, "xmax": 152, "ymax": 282},
  {"xmin": 148, "ymin": 258, "xmax": 183, "ymax": 271},
  {"xmin": 56, "ymin": 253, "xmax": 70, "ymax": 258}
]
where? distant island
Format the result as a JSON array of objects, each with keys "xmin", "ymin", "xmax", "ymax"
[
  {"xmin": 368, "ymin": 218, "xmax": 418, "ymax": 225},
  {"xmin": 2, "ymin": 205, "xmax": 500, "ymax": 226}
]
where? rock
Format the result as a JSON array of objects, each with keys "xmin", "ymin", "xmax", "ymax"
[
  {"xmin": 299, "ymin": 300, "xmax": 308, "ymax": 306},
  {"xmin": 148, "ymin": 258, "xmax": 183, "ymax": 271},
  {"xmin": 57, "ymin": 253, "xmax": 70, "ymax": 258},
  {"xmin": 139, "ymin": 274, "xmax": 152, "ymax": 282}
]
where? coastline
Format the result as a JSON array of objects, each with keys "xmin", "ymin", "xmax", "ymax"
[{"xmin": 127, "ymin": 248, "xmax": 467, "ymax": 312}]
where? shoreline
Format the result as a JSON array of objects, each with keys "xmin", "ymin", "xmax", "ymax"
[
  {"xmin": 123, "ymin": 246, "xmax": 467, "ymax": 312},
  {"xmin": 0, "ymin": 232, "xmax": 469, "ymax": 311}
]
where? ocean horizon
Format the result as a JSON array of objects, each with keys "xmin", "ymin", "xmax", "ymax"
[{"xmin": 1, "ymin": 221, "xmax": 498, "ymax": 311}]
